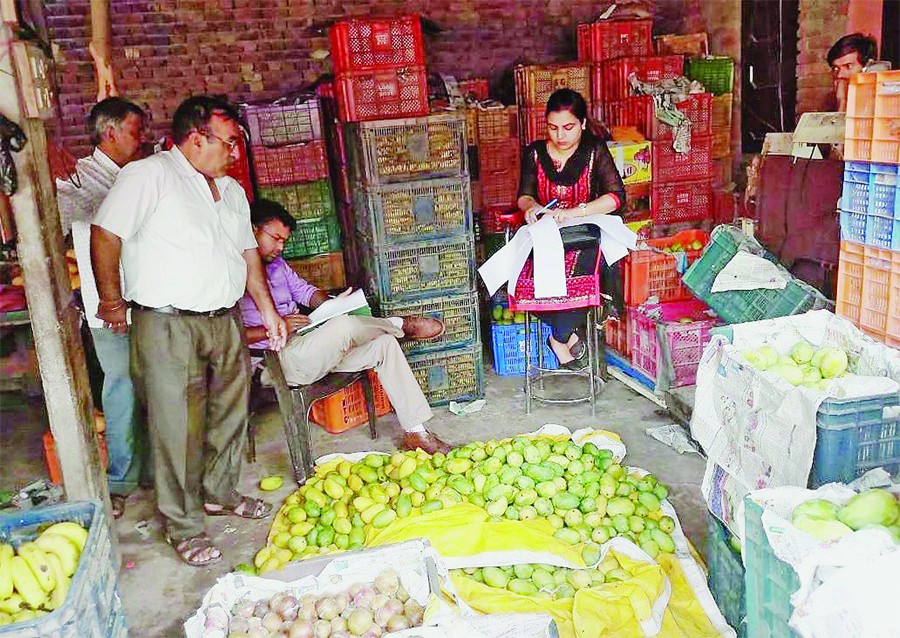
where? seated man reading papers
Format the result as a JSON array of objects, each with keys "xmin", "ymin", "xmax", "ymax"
[{"xmin": 240, "ymin": 199, "xmax": 451, "ymax": 454}]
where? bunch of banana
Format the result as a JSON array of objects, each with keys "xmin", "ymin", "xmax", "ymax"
[{"xmin": 0, "ymin": 521, "xmax": 88, "ymax": 626}]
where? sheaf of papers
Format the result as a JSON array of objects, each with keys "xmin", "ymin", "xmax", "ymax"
[
  {"xmin": 710, "ymin": 251, "xmax": 788, "ymax": 293},
  {"xmin": 477, "ymin": 213, "xmax": 637, "ymax": 299}
]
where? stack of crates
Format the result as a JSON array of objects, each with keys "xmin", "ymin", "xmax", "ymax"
[
  {"xmin": 330, "ymin": 15, "xmax": 429, "ymax": 123},
  {"xmin": 245, "ymin": 97, "xmax": 344, "ymax": 278},
  {"xmin": 346, "ymin": 112, "xmax": 484, "ymax": 406},
  {"xmin": 836, "ymin": 71, "xmax": 900, "ymax": 348}
]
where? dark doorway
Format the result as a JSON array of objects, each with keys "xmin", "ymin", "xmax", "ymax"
[
  {"xmin": 882, "ymin": 0, "xmax": 899, "ymax": 69},
  {"xmin": 741, "ymin": 0, "xmax": 800, "ymax": 153}
]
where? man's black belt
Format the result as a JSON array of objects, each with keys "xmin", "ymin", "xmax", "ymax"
[{"xmin": 131, "ymin": 303, "xmax": 234, "ymax": 317}]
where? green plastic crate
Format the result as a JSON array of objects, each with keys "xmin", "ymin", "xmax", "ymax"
[
  {"xmin": 685, "ymin": 57, "xmax": 735, "ymax": 95},
  {"xmin": 682, "ymin": 226, "xmax": 831, "ymax": 324},
  {"xmin": 282, "ymin": 215, "xmax": 342, "ymax": 259},
  {"xmin": 706, "ymin": 512, "xmax": 746, "ymax": 637},
  {"xmin": 407, "ymin": 344, "xmax": 485, "ymax": 406},
  {"xmin": 258, "ymin": 180, "xmax": 335, "ymax": 221},
  {"xmin": 744, "ymin": 498, "xmax": 801, "ymax": 638}
]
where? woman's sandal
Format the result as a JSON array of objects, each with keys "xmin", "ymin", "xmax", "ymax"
[
  {"xmin": 167, "ymin": 533, "xmax": 222, "ymax": 567},
  {"xmin": 203, "ymin": 496, "xmax": 272, "ymax": 519}
]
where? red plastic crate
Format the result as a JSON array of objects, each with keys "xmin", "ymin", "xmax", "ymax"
[
  {"xmin": 624, "ymin": 229, "xmax": 710, "ymax": 305},
  {"xmin": 713, "ymin": 188, "xmax": 738, "ymax": 225},
  {"xmin": 628, "ymin": 300, "xmax": 719, "ymax": 387},
  {"xmin": 310, "ymin": 371, "xmax": 392, "ymax": 433},
  {"xmin": 480, "ymin": 169, "xmax": 519, "ymax": 208},
  {"xmin": 651, "ymin": 179, "xmax": 713, "ymax": 224},
  {"xmin": 251, "ymin": 141, "xmax": 329, "ymax": 186},
  {"xmin": 652, "ymin": 134, "xmax": 713, "ymax": 182},
  {"xmin": 458, "ymin": 78, "xmax": 489, "ymax": 100},
  {"xmin": 593, "ymin": 55, "xmax": 685, "ymax": 102},
  {"xmin": 654, "ymin": 93, "xmax": 712, "ymax": 139},
  {"xmin": 329, "ymin": 15, "xmax": 425, "ymax": 74},
  {"xmin": 335, "ymin": 66, "xmax": 429, "ymax": 123},
  {"xmin": 478, "ymin": 137, "xmax": 520, "ymax": 174},
  {"xmin": 226, "ymin": 137, "xmax": 253, "ymax": 203},
  {"xmin": 601, "ymin": 93, "xmax": 712, "ymax": 140},
  {"xmin": 577, "ymin": 20, "xmax": 653, "ymax": 62},
  {"xmin": 605, "ymin": 314, "xmax": 631, "ymax": 358}
]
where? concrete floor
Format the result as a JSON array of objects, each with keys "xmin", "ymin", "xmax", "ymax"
[{"xmin": 0, "ymin": 370, "xmax": 707, "ymax": 637}]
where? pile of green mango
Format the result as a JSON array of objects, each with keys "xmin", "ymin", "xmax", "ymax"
[{"xmin": 255, "ymin": 437, "xmax": 677, "ymax": 575}]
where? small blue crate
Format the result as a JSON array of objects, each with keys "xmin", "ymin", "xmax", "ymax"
[
  {"xmin": 0, "ymin": 501, "xmax": 127, "ymax": 638},
  {"xmin": 839, "ymin": 210, "xmax": 867, "ymax": 244},
  {"xmin": 490, "ymin": 321, "xmax": 560, "ymax": 376},
  {"xmin": 744, "ymin": 498, "xmax": 800, "ymax": 638},
  {"xmin": 706, "ymin": 512, "xmax": 746, "ymax": 637},
  {"xmin": 869, "ymin": 163, "xmax": 898, "ymax": 219},
  {"xmin": 863, "ymin": 211, "xmax": 899, "ymax": 249},
  {"xmin": 839, "ymin": 163, "xmax": 900, "ymax": 250},
  {"xmin": 840, "ymin": 163, "xmax": 871, "ymax": 214},
  {"xmin": 812, "ymin": 392, "xmax": 900, "ymax": 485}
]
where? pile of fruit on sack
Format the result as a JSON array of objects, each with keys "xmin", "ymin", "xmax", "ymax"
[{"xmin": 245, "ymin": 429, "xmax": 733, "ymax": 637}]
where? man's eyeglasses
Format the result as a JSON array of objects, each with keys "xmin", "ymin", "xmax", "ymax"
[
  {"xmin": 203, "ymin": 130, "xmax": 240, "ymax": 152},
  {"xmin": 259, "ymin": 226, "xmax": 290, "ymax": 244}
]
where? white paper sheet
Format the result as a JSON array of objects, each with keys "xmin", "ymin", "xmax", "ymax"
[
  {"xmin": 478, "ymin": 214, "xmax": 637, "ymax": 299},
  {"xmin": 300, "ymin": 289, "xmax": 368, "ymax": 333},
  {"xmin": 711, "ymin": 252, "xmax": 788, "ymax": 293},
  {"xmin": 529, "ymin": 216, "xmax": 566, "ymax": 298}
]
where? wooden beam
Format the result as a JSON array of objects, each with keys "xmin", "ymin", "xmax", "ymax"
[
  {"xmin": 1, "ymin": 24, "xmax": 116, "ymax": 545},
  {"xmin": 88, "ymin": 0, "xmax": 117, "ymax": 100}
]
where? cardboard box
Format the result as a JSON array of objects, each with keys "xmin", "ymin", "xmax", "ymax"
[{"xmin": 606, "ymin": 140, "xmax": 652, "ymax": 184}]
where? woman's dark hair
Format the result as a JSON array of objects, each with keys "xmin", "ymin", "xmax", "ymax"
[
  {"xmin": 827, "ymin": 33, "xmax": 877, "ymax": 67},
  {"xmin": 545, "ymin": 88, "xmax": 610, "ymax": 141},
  {"xmin": 250, "ymin": 198, "xmax": 297, "ymax": 232},
  {"xmin": 171, "ymin": 95, "xmax": 242, "ymax": 145}
]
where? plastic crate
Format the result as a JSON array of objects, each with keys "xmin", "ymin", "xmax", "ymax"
[
  {"xmin": 356, "ymin": 176, "xmax": 473, "ymax": 245},
  {"xmin": 628, "ymin": 300, "xmax": 718, "ymax": 387},
  {"xmin": 843, "ymin": 137, "xmax": 872, "ymax": 162},
  {"xmin": 624, "ymin": 229, "xmax": 710, "ymax": 305},
  {"xmin": 362, "ymin": 235, "xmax": 475, "ymax": 301},
  {"xmin": 835, "ymin": 241, "xmax": 865, "ymax": 326},
  {"xmin": 282, "ymin": 216, "xmax": 342, "ymax": 259},
  {"xmin": 594, "ymin": 55, "xmax": 684, "ymax": 102},
  {"xmin": 846, "ymin": 72, "xmax": 877, "ymax": 118},
  {"xmin": 251, "ymin": 141, "xmax": 329, "ymax": 186},
  {"xmin": 464, "ymin": 107, "xmax": 478, "ymax": 147},
  {"xmin": 0, "ymin": 502, "xmax": 126, "ymax": 637},
  {"xmin": 480, "ymin": 168, "xmax": 519, "ymax": 208},
  {"xmin": 243, "ymin": 99, "xmax": 322, "ymax": 147},
  {"xmin": 43, "ymin": 431, "xmax": 107, "ymax": 486},
  {"xmin": 407, "ymin": 345, "xmax": 484, "ymax": 406},
  {"xmin": 656, "ymin": 92, "xmax": 712, "ymax": 140},
  {"xmin": 859, "ymin": 244, "xmax": 894, "ymax": 336},
  {"xmin": 335, "ymin": 67, "xmax": 429, "ymax": 123},
  {"xmin": 599, "ymin": 96, "xmax": 654, "ymax": 137},
  {"xmin": 743, "ymin": 498, "xmax": 801, "ymax": 638},
  {"xmin": 258, "ymin": 180, "xmax": 335, "ymax": 221},
  {"xmin": 490, "ymin": 321, "xmax": 559, "ymax": 376},
  {"xmin": 711, "ymin": 130, "xmax": 731, "ymax": 159},
  {"xmin": 869, "ymin": 163, "xmax": 899, "ymax": 218},
  {"xmin": 477, "ymin": 138, "xmax": 520, "ymax": 175},
  {"xmin": 515, "ymin": 63, "xmax": 592, "ymax": 108},
  {"xmin": 840, "ymin": 161, "xmax": 871, "ymax": 214},
  {"xmin": 655, "ymin": 32, "xmax": 709, "ymax": 57},
  {"xmin": 476, "ymin": 106, "xmax": 518, "ymax": 142},
  {"xmin": 286, "ymin": 252, "xmax": 346, "ymax": 291},
  {"xmin": 889, "ymin": 250, "xmax": 900, "ymax": 347},
  {"xmin": 310, "ymin": 371, "xmax": 392, "ymax": 433},
  {"xmin": 682, "ymin": 225, "xmax": 831, "ymax": 324},
  {"xmin": 706, "ymin": 512, "xmax": 746, "ymax": 637},
  {"xmin": 381, "ymin": 292, "xmax": 480, "ymax": 355},
  {"xmin": 605, "ymin": 314, "xmax": 631, "ymax": 358},
  {"xmin": 685, "ymin": 57, "xmax": 735, "ymax": 95},
  {"xmin": 652, "ymin": 134, "xmax": 712, "ymax": 182},
  {"xmin": 458, "ymin": 77, "xmax": 489, "ymax": 100},
  {"xmin": 604, "ymin": 347, "xmax": 656, "ymax": 392},
  {"xmin": 518, "ymin": 106, "xmax": 546, "ymax": 146},
  {"xmin": 577, "ymin": 19, "xmax": 653, "ymax": 62},
  {"xmin": 650, "ymin": 179, "xmax": 712, "ymax": 224},
  {"xmin": 329, "ymin": 15, "xmax": 425, "ymax": 74},
  {"xmin": 347, "ymin": 113, "xmax": 467, "ymax": 185}
]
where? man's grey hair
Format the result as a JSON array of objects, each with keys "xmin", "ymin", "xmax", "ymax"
[{"xmin": 88, "ymin": 97, "xmax": 146, "ymax": 146}]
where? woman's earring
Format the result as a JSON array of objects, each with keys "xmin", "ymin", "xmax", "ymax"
[{"xmin": 581, "ymin": 123, "xmax": 586, "ymax": 130}]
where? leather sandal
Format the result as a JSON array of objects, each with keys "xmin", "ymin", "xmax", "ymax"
[
  {"xmin": 167, "ymin": 533, "xmax": 222, "ymax": 567},
  {"xmin": 203, "ymin": 496, "xmax": 272, "ymax": 519}
]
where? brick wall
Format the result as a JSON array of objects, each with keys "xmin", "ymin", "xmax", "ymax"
[
  {"xmin": 796, "ymin": 0, "xmax": 849, "ymax": 114},
  {"xmin": 46, "ymin": 0, "xmax": 703, "ymax": 156}
]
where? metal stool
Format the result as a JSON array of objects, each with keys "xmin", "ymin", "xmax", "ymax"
[
  {"xmin": 510, "ymin": 249, "xmax": 609, "ymax": 416},
  {"xmin": 247, "ymin": 349, "xmax": 376, "ymax": 484}
]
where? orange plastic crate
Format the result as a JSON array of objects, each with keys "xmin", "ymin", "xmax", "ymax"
[
  {"xmin": 310, "ymin": 371, "xmax": 392, "ymax": 433},
  {"xmin": 44, "ymin": 430, "xmax": 108, "ymax": 485},
  {"xmin": 859, "ymin": 245, "xmax": 894, "ymax": 337},
  {"xmin": 846, "ymin": 73, "xmax": 877, "ymax": 118},
  {"xmin": 624, "ymin": 229, "xmax": 710, "ymax": 305},
  {"xmin": 887, "ymin": 250, "xmax": 900, "ymax": 347},
  {"xmin": 835, "ymin": 242, "xmax": 865, "ymax": 326},
  {"xmin": 605, "ymin": 314, "xmax": 631, "ymax": 358}
]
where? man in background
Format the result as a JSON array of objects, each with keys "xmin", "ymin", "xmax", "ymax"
[
  {"xmin": 56, "ymin": 97, "xmax": 148, "ymax": 519},
  {"xmin": 827, "ymin": 33, "xmax": 878, "ymax": 112}
]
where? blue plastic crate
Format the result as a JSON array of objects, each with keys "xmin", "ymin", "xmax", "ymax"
[
  {"xmin": 744, "ymin": 498, "xmax": 800, "ymax": 638},
  {"xmin": 839, "ymin": 210, "xmax": 867, "ymax": 244},
  {"xmin": 812, "ymin": 393, "xmax": 900, "ymax": 485},
  {"xmin": 869, "ymin": 164, "xmax": 898, "ymax": 219},
  {"xmin": 604, "ymin": 348, "xmax": 656, "ymax": 391},
  {"xmin": 841, "ymin": 164, "xmax": 870, "ymax": 214},
  {"xmin": 490, "ymin": 321, "xmax": 560, "ymax": 376},
  {"xmin": 706, "ymin": 512, "xmax": 746, "ymax": 637},
  {"xmin": 839, "ymin": 163, "xmax": 900, "ymax": 250},
  {"xmin": 0, "ymin": 501, "xmax": 127, "ymax": 638},
  {"xmin": 863, "ymin": 211, "xmax": 899, "ymax": 249}
]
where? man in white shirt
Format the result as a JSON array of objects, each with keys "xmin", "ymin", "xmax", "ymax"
[
  {"xmin": 56, "ymin": 97, "xmax": 148, "ymax": 519},
  {"xmin": 92, "ymin": 95, "xmax": 287, "ymax": 567}
]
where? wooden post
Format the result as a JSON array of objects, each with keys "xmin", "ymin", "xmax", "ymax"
[
  {"xmin": 88, "ymin": 0, "xmax": 118, "ymax": 100},
  {"xmin": 1, "ymin": 24, "xmax": 117, "ymax": 551}
]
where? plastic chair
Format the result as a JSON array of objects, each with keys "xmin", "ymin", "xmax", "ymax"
[
  {"xmin": 247, "ymin": 349, "xmax": 376, "ymax": 484},
  {"xmin": 506, "ymin": 239, "xmax": 609, "ymax": 415}
]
